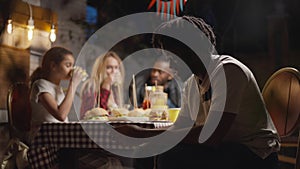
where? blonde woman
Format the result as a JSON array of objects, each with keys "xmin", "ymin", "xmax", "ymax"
[{"xmin": 80, "ymin": 51, "xmax": 125, "ymax": 119}]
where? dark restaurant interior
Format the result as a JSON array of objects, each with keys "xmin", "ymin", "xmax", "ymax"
[{"xmin": 0, "ymin": 0, "xmax": 300, "ymax": 168}]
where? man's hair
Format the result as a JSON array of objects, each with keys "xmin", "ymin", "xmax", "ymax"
[
  {"xmin": 152, "ymin": 15, "xmax": 216, "ymax": 54},
  {"xmin": 181, "ymin": 16, "xmax": 216, "ymax": 47},
  {"xmin": 152, "ymin": 15, "xmax": 216, "ymax": 75}
]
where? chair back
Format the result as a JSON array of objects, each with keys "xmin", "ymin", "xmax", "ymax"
[
  {"xmin": 262, "ymin": 67, "xmax": 300, "ymax": 168},
  {"xmin": 262, "ymin": 67, "xmax": 300, "ymax": 137},
  {"xmin": 7, "ymin": 82, "xmax": 32, "ymax": 139}
]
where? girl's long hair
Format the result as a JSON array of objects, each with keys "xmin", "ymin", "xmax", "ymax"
[{"xmin": 30, "ymin": 46, "xmax": 73, "ymax": 86}]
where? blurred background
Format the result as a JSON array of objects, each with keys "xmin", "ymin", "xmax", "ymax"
[{"xmin": 0, "ymin": 0, "xmax": 299, "ymax": 166}]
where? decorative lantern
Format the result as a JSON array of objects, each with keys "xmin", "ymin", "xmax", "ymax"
[{"xmin": 148, "ymin": 0, "xmax": 188, "ymax": 20}]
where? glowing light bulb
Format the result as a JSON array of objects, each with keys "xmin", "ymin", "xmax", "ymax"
[
  {"xmin": 27, "ymin": 18, "xmax": 34, "ymax": 41},
  {"xmin": 28, "ymin": 29, "xmax": 33, "ymax": 40},
  {"xmin": 7, "ymin": 19, "xmax": 12, "ymax": 34},
  {"xmin": 49, "ymin": 24, "xmax": 56, "ymax": 42}
]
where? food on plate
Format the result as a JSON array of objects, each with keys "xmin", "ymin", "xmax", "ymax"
[
  {"xmin": 109, "ymin": 108, "xmax": 151, "ymax": 121},
  {"xmin": 110, "ymin": 110, "xmax": 121, "ymax": 117},
  {"xmin": 149, "ymin": 111, "xmax": 161, "ymax": 121},
  {"xmin": 143, "ymin": 109, "xmax": 152, "ymax": 117},
  {"xmin": 83, "ymin": 107, "xmax": 109, "ymax": 121},
  {"xmin": 161, "ymin": 110, "xmax": 168, "ymax": 120},
  {"xmin": 128, "ymin": 108, "xmax": 146, "ymax": 117},
  {"xmin": 149, "ymin": 108, "xmax": 168, "ymax": 121},
  {"xmin": 111, "ymin": 108, "xmax": 129, "ymax": 117}
]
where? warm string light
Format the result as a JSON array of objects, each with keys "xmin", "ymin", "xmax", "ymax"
[
  {"xmin": 7, "ymin": 18, "xmax": 56, "ymax": 42},
  {"xmin": 27, "ymin": 17, "xmax": 34, "ymax": 40},
  {"xmin": 49, "ymin": 24, "xmax": 56, "ymax": 42},
  {"xmin": 7, "ymin": 19, "xmax": 13, "ymax": 34},
  {"xmin": 6, "ymin": 2, "xmax": 57, "ymax": 43},
  {"xmin": 27, "ymin": 2, "xmax": 34, "ymax": 41}
]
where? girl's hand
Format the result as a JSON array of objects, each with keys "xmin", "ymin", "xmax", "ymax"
[{"xmin": 71, "ymin": 66, "xmax": 88, "ymax": 87}]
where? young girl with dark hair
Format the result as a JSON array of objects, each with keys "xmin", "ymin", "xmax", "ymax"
[{"xmin": 30, "ymin": 46, "xmax": 86, "ymax": 128}]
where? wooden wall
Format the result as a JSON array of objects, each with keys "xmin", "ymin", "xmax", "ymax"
[{"xmin": 0, "ymin": 45, "xmax": 29, "ymax": 109}]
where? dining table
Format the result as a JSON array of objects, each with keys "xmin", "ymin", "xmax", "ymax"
[{"xmin": 27, "ymin": 120, "xmax": 173, "ymax": 169}]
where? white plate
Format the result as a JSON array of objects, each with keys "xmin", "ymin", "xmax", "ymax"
[
  {"xmin": 108, "ymin": 116, "xmax": 149, "ymax": 122},
  {"xmin": 82, "ymin": 118, "xmax": 109, "ymax": 122}
]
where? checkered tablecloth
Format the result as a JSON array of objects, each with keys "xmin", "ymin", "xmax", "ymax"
[{"xmin": 27, "ymin": 121, "xmax": 173, "ymax": 169}]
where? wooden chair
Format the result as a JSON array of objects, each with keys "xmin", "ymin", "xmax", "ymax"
[
  {"xmin": 262, "ymin": 67, "xmax": 300, "ymax": 168},
  {"xmin": 7, "ymin": 82, "xmax": 32, "ymax": 143}
]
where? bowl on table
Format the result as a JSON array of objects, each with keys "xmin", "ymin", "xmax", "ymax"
[{"xmin": 168, "ymin": 108, "xmax": 181, "ymax": 122}]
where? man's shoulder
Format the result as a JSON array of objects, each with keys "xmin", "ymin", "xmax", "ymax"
[
  {"xmin": 166, "ymin": 78, "xmax": 181, "ymax": 90},
  {"xmin": 215, "ymin": 55, "xmax": 251, "ymax": 74},
  {"xmin": 217, "ymin": 55, "xmax": 239, "ymax": 64}
]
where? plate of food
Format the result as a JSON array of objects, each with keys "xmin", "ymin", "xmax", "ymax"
[
  {"xmin": 108, "ymin": 108, "xmax": 151, "ymax": 122},
  {"xmin": 108, "ymin": 116, "xmax": 149, "ymax": 122},
  {"xmin": 82, "ymin": 107, "xmax": 109, "ymax": 121}
]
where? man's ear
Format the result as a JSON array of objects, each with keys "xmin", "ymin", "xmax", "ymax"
[
  {"xmin": 168, "ymin": 69, "xmax": 176, "ymax": 80},
  {"xmin": 167, "ymin": 72, "xmax": 174, "ymax": 80}
]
